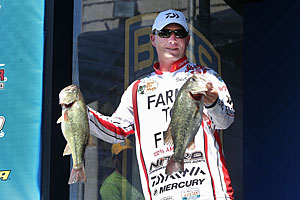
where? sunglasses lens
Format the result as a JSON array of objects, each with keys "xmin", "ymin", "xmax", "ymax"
[
  {"xmin": 158, "ymin": 30, "xmax": 171, "ymax": 38},
  {"xmin": 155, "ymin": 29, "xmax": 187, "ymax": 38},
  {"xmin": 174, "ymin": 30, "xmax": 188, "ymax": 38}
]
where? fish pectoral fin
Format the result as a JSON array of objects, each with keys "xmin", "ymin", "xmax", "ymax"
[
  {"xmin": 192, "ymin": 104, "xmax": 200, "ymax": 118},
  {"xmin": 56, "ymin": 116, "xmax": 63, "ymax": 124},
  {"xmin": 63, "ymin": 143, "xmax": 72, "ymax": 156},
  {"xmin": 164, "ymin": 127, "xmax": 173, "ymax": 146},
  {"xmin": 87, "ymin": 134, "xmax": 96, "ymax": 148}
]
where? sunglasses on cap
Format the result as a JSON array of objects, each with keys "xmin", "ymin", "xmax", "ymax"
[{"xmin": 152, "ymin": 29, "xmax": 188, "ymax": 38}]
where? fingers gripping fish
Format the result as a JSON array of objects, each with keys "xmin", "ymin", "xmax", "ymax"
[
  {"xmin": 57, "ymin": 85, "xmax": 95, "ymax": 184},
  {"xmin": 164, "ymin": 74, "xmax": 208, "ymax": 175}
]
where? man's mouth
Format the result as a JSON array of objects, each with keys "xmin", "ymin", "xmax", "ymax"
[{"xmin": 166, "ymin": 47, "xmax": 178, "ymax": 51}]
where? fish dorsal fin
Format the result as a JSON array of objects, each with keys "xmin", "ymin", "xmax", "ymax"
[
  {"xmin": 56, "ymin": 116, "xmax": 63, "ymax": 124},
  {"xmin": 63, "ymin": 143, "xmax": 72, "ymax": 156},
  {"xmin": 164, "ymin": 126, "xmax": 173, "ymax": 146}
]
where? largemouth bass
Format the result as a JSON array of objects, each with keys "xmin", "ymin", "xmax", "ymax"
[
  {"xmin": 57, "ymin": 85, "xmax": 94, "ymax": 184},
  {"xmin": 164, "ymin": 74, "xmax": 208, "ymax": 175}
]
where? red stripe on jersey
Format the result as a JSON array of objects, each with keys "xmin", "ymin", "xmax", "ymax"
[
  {"xmin": 132, "ymin": 80, "xmax": 152, "ymax": 200},
  {"xmin": 89, "ymin": 110, "xmax": 134, "ymax": 137},
  {"xmin": 213, "ymin": 130, "xmax": 234, "ymax": 199},
  {"xmin": 203, "ymin": 122, "xmax": 217, "ymax": 200},
  {"xmin": 153, "ymin": 56, "xmax": 188, "ymax": 74}
]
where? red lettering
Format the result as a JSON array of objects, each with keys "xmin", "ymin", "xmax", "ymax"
[{"xmin": 0, "ymin": 69, "xmax": 4, "ymax": 81}]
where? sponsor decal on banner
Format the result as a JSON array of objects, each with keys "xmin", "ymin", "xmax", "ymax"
[
  {"xmin": 0, "ymin": 116, "xmax": 5, "ymax": 138},
  {"xmin": 0, "ymin": 64, "xmax": 8, "ymax": 90},
  {"xmin": 0, "ymin": 0, "xmax": 45, "ymax": 199},
  {"xmin": 0, "ymin": 170, "xmax": 11, "ymax": 181}
]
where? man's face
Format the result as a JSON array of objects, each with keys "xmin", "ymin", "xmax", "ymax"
[{"xmin": 150, "ymin": 23, "xmax": 190, "ymax": 64}]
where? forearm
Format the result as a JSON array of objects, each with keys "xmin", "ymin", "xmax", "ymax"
[
  {"xmin": 88, "ymin": 106, "xmax": 134, "ymax": 144},
  {"xmin": 205, "ymin": 98, "xmax": 234, "ymax": 129}
]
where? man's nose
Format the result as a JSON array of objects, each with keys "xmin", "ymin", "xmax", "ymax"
[{"xmin": 168, "ymin": 33, "xmax": 177, "ymax": 42}]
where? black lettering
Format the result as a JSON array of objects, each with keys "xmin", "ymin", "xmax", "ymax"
[
  {"xmin": 155, "ymin": 93, "xmax": 166, "ymax": 107},
  {"xmin": 150, "ymin": 160, "xmax": 160, "ymax": 172},
  {"xmin": 189, "ymin": 167, "xmax": 195, "ymax": 176},
  {"xmin": 166, "ymin": 90, "xmax": 173, "ymax": 105},
  {"xmin": 171, "ymin": 183, "xmax": 178, "ymax": 190},
  {"xmin": 160, "ymin": 186, "xmax": 165, "ymax": 194},
  {"xmin": 166, "ymin": 184, "xmax": 171, "ymax": 191},
  {"xmin": 192, "ymin": 179, "xmax": 198, "ymax": 186},
  {"xmin": 148, "ymin": 95, "xmax": 156, "ymax": 109},
  {"xmin": 180, "ymin": 168, "xmax": 190, "ymax": 177},
  {"xmin": 184, "ymin": 153, "xmax": 190, "ymax": 159},
  {"xmin": 199, "ymin": 178, "xmax": 205, "ymax": 184},
  {"xmin": 191, "ymin": 151, "xmax": 203, "ymax": 159},
  {"xmin": 162, "ymin": 107, "xmax": 170, "ymax": 122},
  {"xmin": 194, "ymin": 167, "xmax": 200, "ymax": 176},
  {"xmin": 154, "ymin": 132, "xmax": 162, "ymax": 148},
  {"xmin": 151, "ymin": 175, "xmax": 158, "ymax": 187},
  {"xmin": 185, "ymin": 180, "xmax": 192, "ymax": 187},
  {"xmin": 179, "ymin": 181, "xmax": 185, "ymax": 188},
  {"xmin": 174, "ymin": 173, "xmax": 181, "ymax": 178}
]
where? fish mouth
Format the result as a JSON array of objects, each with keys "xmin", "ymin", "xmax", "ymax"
[
  {"xmin": 60, "ymin": 101, "xmax": 75, "ymax": 109},
  {"xmin": 189, "ymin": 92, "xmax": 204, "ymax": 100}
]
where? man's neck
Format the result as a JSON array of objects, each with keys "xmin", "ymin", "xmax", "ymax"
[
  {"xmin": 158, "ymin": 56, "xmax": 186, "ymax": 72},
  {"xmin": 158, "ymin": 62, "xmax": 172, "ymax": 72}
]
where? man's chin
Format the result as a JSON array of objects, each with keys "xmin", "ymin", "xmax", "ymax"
[{"xmin": 164, "ymin": 54, "xmax": 183, "ymax": 61}]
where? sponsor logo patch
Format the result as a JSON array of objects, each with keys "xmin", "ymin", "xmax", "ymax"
[
  {"xmin": 181, "ymin": 187, "xmax": 200, "ymax": 200},
  {"xmin": 138, "ymin": 80, "xmax": 158, "ymax": 94}
]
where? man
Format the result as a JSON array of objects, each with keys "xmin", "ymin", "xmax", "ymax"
[
  {"xmin": 88, "ymin": 9, "xmax": 234, "ymax": 200},
  {"xmin": 100, "ymin": 139, "xmax": 144, "ymax": 200}
]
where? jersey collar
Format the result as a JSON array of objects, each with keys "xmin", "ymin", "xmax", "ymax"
[{"xmin": 153, "ymin": 56, "xmax": 188, "ymax": 75}]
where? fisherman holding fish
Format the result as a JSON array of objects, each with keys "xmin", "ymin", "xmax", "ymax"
[{"xmin": 86, "ymin": 9, "xmax": 234, "ymax": 200}]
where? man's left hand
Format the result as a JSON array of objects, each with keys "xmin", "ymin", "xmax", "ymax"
[{"xmin": 204, "ymin": 82, "xmax": 218, "ymax": 106}]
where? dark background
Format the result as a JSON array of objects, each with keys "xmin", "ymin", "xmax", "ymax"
[
  {"xmin": 244, "ymin": 0, "xmax": 300, "ymax": 199},
  {"xmin": 46, "ymin": 0, "xmax": 73, "ymax": 199},
  {"xmin": 47, "ymin": 0, "xmax": 300, "ymax": 199}
]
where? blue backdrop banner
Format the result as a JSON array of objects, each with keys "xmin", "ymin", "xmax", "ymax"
[{"xmin": 0, "ymin": 1, "xmax": 45, "ymax": 199}]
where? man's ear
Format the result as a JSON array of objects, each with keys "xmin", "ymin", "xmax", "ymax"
[
  {"xmin": 186, "ymin": 35, "xmax": 190, "ymax": 47},
  {"xmin": 150, "ymin": 34, "xmax": 156, "ymax": 47}
]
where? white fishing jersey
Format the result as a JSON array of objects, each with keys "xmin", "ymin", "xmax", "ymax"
[{"xmin": 88, "ymin": 56, "xmax": 235, "ymax": 200}]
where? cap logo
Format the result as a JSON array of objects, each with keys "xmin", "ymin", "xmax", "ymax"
[{"xmin": 165, "ymin": 12, "xmax": 179, "ymax": 19}]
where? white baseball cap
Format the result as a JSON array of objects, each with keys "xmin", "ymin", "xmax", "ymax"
[{"xmin": 152, "ymin": 9, "xmax": 189, "ymax": 32}]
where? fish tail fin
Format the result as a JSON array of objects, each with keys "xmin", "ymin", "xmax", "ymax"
[
  {"xmin": 68, "ymin": 164, "xmax": 86, "ymax": 184},
  {"xmin": 165, "ymin": 155, "xmax": 184, "ymax": 175},
  {"xmin": 164, "ymin": 127, "xmax": 173, "ymax": 146}
]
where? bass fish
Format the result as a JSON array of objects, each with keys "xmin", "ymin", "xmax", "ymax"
[
  {"xmin": 57, "ymin": 85, "xmax": 95, "ymax": 184},
  {"xmin": 164, "ymin": 74, "xmax": 208, "ymax": 175}
]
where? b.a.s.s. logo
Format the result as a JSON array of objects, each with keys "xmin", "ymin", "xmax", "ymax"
[{"xmin": 0, "ymin": 170, "xmax": 11, "ymax": 181}]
